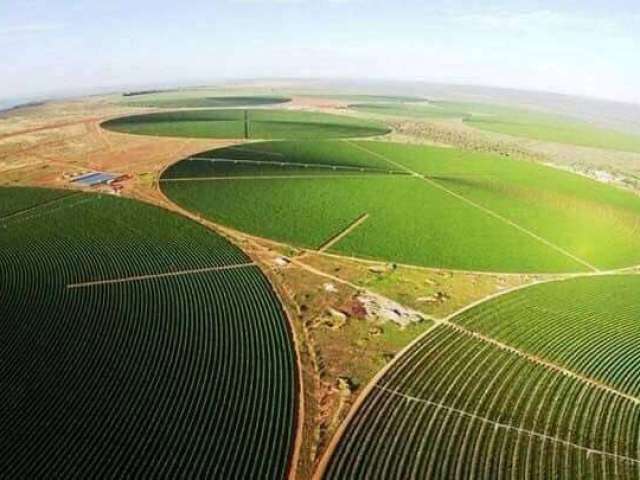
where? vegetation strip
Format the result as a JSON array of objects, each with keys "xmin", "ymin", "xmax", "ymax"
[
  {"xmin": 160, "ymin": 174, "xmax": 400, "ymax": 182},
  {"xmin": 66, "ymin": 262, "xmax": 256, "ymax": 289},
  {"xmin": 189, "ymin": 157, "xmax": 403, "ymax": 174},
  {"xmin": 318, "ymin": 213, "xmax": 370, "ymax": 252},
  {"xmin": 375, "ymin": 385, "xmax": 640, "ymax": 465},
  {"xmin": 228, "ymin": 146, "xmax": 285, "ymax": 157},
  {"xmin": 345, "ymin": 140, "xmax": 600, "ymax": 272}
]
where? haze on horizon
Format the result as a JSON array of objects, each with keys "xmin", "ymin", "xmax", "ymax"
[{"xmin": 2, "ymin": 0, "xmax": 639, "ymax": 105}]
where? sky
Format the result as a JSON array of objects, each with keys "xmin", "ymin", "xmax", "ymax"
[{"xmin": 1, "ymin": 0, "xmax": 639, "ymax": 104}]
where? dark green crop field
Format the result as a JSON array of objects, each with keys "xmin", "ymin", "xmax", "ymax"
[
  {"xmin": 323, "ymin": 275, "xmax": 640, "ymax": 479},
  {"xmin": 0, "ymin": 187, "xmax": 296, "ymax": 478},
  {"xmin": 123, "ymin": 95, "xmax": 291, "ymax": 108},
  {"xmin": 161, "ymin": 140, "xmax": 640, "ymax": 273},
  {"xmin": 454, "ymin": 275, "xmax": 640, "ymax": 396},
  {"xmin": 102, "ymin": 109, "xmax": 390, "ymax": 140}
]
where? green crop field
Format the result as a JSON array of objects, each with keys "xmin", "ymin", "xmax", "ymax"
[
  {"xmin": 310, "ymin": 94, "xmax": 428, "ymax": 103},
  {"xmin": 161, "ymin": 140, "xmax": 640, "ymax": 273},
  {"xmin": 102, "ymin": 109, "xmax": 390, "ymax": 140},
  {"xmin": 350, "ymin": 100, "xmax": 640, "ymax": 152},
  {"xmin": 465, "ymin": 107, "xmax": 640, "ymax": 153},
  {"xmin": 0, "ymin": 187, "xmax": 296, "ymax": 478},
  {"xmin": 350, "ymin": 102, "xmax": 469, "ymax": 119},
  {"xmin": 123, "ymin": 94, "xmax": 291, "ymax": 108},
  {"xmin": 454, "ymin": 275, "xmax": 640, "ymax": 396},
  {"xmin": 323, "ymin": 275, "xmax": 640, "ymax": 479}
]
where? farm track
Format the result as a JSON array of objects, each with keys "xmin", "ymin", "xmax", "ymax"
[
  {"xmin": 0, "ymin": 118, "xmax": 101, "ymax": 140},
  {"xmin": 344, "ymin": 140, "xmax": 599, "ymax": 273},
  {"xmin": 317, "ymin": 213, "xmax": 370, "ymax": 253}
]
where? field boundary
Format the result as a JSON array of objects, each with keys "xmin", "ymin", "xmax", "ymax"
[
  {"xmin": 345, "ymin": 140, "xmax": 600, "ymax": 273},
  {"xmin": 152, "ymin": 174, "xmax": 306, "ymax": 480},
  {"xmin": 66, "ymin": 262, "xmax": 256, "ymax": 289}
]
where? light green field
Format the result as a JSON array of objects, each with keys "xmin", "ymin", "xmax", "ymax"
[
  {"xmin": 161, "ymin": 140, "xmax": 640, "ymax": 273},
  {"xmin": 312, "ymin": 94, "xmax": 428, "ymax": 103},
  {"xmin": 323, "ymin": 274, "xmax": 640, "ymax": 479},
  {"xmin": 352, "ymin": 100, "xmax": 640, "ymax": 152},
  {"xmin": 102, "ymin": 109, "xmax": 389, "ymax": 140},
  {"xmin": 351, "ymin": 102, "xmax": 468, "ymax": 119}
]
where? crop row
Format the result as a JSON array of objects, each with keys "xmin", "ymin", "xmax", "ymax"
[
  {"xmin": 0, "ymin": 192, "xmax": 248, "ymax": 284},
  {"xmin": 454, "ymin": 275, "xmax": 640, "ymax": 397},
  {"xmin": 0, "ymin": 186, "xmax": 74, "ymax": 218},
  {"xmin": 324, "ymin": 324, "xmax": 640, "ymax": 479}
]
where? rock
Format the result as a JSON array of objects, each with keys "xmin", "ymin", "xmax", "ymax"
[
  {"xmin": 274, "ymin": 256, "xmax": 290, "ymax": 267},
  {"xmin": 368, "ymin": 326, "xmax": 383, "ymax": 337},
  {"xmin": 323, "ymin": 282, "xmax": 338, "ymax": 293}
]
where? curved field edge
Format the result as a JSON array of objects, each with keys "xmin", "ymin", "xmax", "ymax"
[
  {"xmin": 100, "ymin": 109, "xmax": 391, "ymax": 141},
  {"xmin": 0, "ymin": 186, "xmax": 299, "ymax": 478},
  {"xmin": 316, "ymin": 273, "xmax": 640, "ymax": 479},
  {"xmin": 160, "ymin": 140, "xmax": 640, "ymax": 274},
  {"xmin": 152, "ymin": 174, "xmax": 307, "ymax": 480},
  {"xmin": 121, "ymin": 95, "xmax": 292, "ymax": 109}
]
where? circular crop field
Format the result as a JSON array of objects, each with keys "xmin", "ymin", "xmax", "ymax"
[
  {"xmin": 0, "ymin": 187, "xmax": 296, "ymax": 478},
  {"xmin": 161, "ymin": 140, "xmax": 640, "ymax": 273},
  {"xmin": 322, "ymin": 274, "xmax": 640, "ymax": 479},
  {"xmin": 122, "ymin": 95, "xmax": 291, "ymax": 109},
  {"xmin": 102, "ymin": 109, "xmax": 390, "ymax": 140}
]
